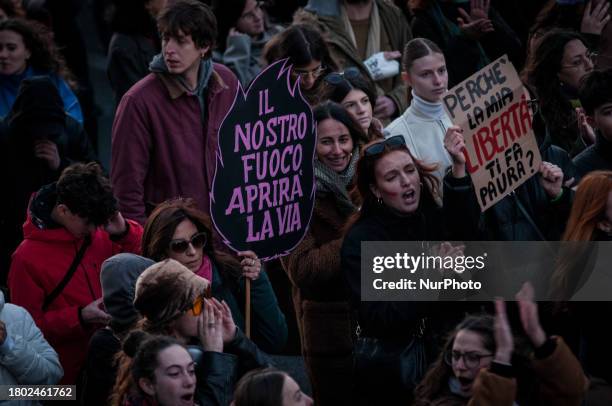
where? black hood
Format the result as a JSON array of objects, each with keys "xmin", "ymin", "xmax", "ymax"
[{"xmin": 7, "ymin": 76, "xmax": 66, "ymax": 141}]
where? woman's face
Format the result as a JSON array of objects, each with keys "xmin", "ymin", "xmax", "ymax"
[
  {"xmin": 139, "ymin": 345, "xmax": 196, "ymax": 406},
  {"xmin": 0, "ymin": 29, "xmax": 30, "ymax": 75},
  {"xmin": 167, "ymin": 219, "xmax": 203, "ymax": 273},
  {"xmin": 405, "ymin": 52, "xmax": 448, "ymax": 103},
  {"xmin": 316, "ymin": 118, "xmax": 354, "ymax": 173},
  {"xmin": 293, "ymin": 59, "xmax": 323, "ymax": 91},
  {"xmin": 342, "ymin": 89, "xmax": 373, "ymax": 132},
  {"xmin": 451, "ymin": 329, "xmax": 494, "ymax": 395},
  {"xmin": 557, "ymin": 39, "xmax": 593, "ymax": 92},
  {"xmin": 172, "ymin": 308, "xmax": 199, "ymax": 342},
  {"xmin": 281, "ymin": 375, "xmax": 313, "ymax": 406},
  {"xmin": 236, "ymin": 0, "xmax": 265, "ymax": 37},
  {"xmin": 370, "ymin": 150, "xmax": 421, "ymax": 214}
]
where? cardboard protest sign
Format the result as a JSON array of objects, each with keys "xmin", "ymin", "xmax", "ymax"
[
  {"xmin": 442, "ymin": 56, "xmax": 542, "ymax": 211},
  {"xmin": 210, "ymin": 59, "xmax": 316, "ymax": 260}
]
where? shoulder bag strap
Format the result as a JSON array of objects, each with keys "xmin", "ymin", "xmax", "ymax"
[{"xmin": 42, "ymin": 235, "xmax": 92, "ymax": 311}]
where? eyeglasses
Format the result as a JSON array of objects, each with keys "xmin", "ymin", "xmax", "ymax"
[
  {"xmin": 169, "ymin": 232, "xmax": 207, "ymax": 254},
  {"xmin": 292, "ymin": 65, "xmax": 326, "ymax": 81},
  {"xmin": 560, "ymin": 51, "xmax": 597, "ymax": 70},
  {"xmin": 239, "ymin": 1, "xmax": 262, "ymax": 21},
  {"xmin": 324, "ymin": 67, "xmax": 362, "ymax": 85},
  {"xmin": 363, "ymin": 135, "xmax": 406, "ymax": 157},
  {"xmin": 444, "ymin": 350, "xmax": 494, "ymax": 369}
]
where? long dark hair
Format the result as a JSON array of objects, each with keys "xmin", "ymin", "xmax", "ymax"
[
  {"xmin": 233, "ymin": 367, "xmax": 287, "ymax": 406},
  {"xmin": 142, "ymin": 198, "xmax": 241, "ymax": 278},
  {"xmin": 111, "ymin": 331, "xmax": 186, "ymax": 406},
  {"xmin": 522, "ymin": 29, "xmax": 585, "ymax": 153},
  {"xmin": 414, "ymin": 315, "xmax": 496, "ymax": 405},
  {"xmin": 263, "ymin": 24, "xmax": 338, "ymax": 104},
  {"xmin": 324, "ymin": 70, "xmax": 382, "ymax": 140},
  {"xmin": 313, "ymin": 101, "xmax": 369, "ymax": 147},
  {"xmin": 353, "ymin": 139, "xmax": 440, "ymax": 223},
  {"xmin": 0, "ymin": 18, "xmax": 74, "ymax": 83}
]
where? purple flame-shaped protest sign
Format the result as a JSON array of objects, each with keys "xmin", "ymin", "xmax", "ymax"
[{"xmin": 210, "ymin": 59, "xmax": 316, "ymax": 260}]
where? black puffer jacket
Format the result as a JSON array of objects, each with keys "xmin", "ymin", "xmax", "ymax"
[
  {"xmin": 191, "ymin": 328, "xmax": 273, "ymax": 406},
  {"xmin": 0, "ymin": 77, "xmax": 97, "ymax": 283}
]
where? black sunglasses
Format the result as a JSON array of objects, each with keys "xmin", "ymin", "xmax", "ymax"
[
  {"xmin": 169, "ymin": 232, "xmax": 207, "ymax": 254},
  {"xmin": 363, "ymin": 135, "xmax": 406, "ymax": 157},
  {"xmin": 324, "ymin": 67, "xmax": 362, "ymax": 85}
]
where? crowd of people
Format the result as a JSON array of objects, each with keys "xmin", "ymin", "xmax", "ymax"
[{"xmin": 1, "ymin": 0, "xmax": 612, "ymax": 405}]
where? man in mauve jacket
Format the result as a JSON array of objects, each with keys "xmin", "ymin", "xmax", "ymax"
[
  {"xmin": 111, "ymin": 0, "xmax": 239, "ymax": 224},
  {"xmin": 8, "ymin": 162, "xmax": 143, "ymax": 384}
]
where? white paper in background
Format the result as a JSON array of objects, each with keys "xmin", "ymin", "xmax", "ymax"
[{"xmin": 363, "ymin": 52, "xmax": 400, "ymax": 81}]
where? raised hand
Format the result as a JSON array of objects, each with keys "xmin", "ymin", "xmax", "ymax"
[
  {"xmin": 198, "ymin": 299, "xmax": 224, "ymax": 352},
  {"xmin": 444, "ymin": 125, "xmax": 467, "ymax": 178},
  {"xmin": 493, "ymin": 299, "xmax": 513, "ymax": 364},
  {"xmin": 208, "ymin": 298, "xmax": 237, "ymax": 343},
  {"xmin": 576, "ymin": 107, "xmax": 596, "ymax": 145},
  {"xmin": 457, "ymin": 0, "xmax": 494, "ymax": 40},
  {"xmin": 538, "ymin": 162, "xmax": 564, "ymax": 200},
  {"xmin": 581, "ymin": 0, "xmax": 611, "ymax": 35},
  {"xmin": 516, "ymin": 282, "xmax": 546, "ymax": 348}
]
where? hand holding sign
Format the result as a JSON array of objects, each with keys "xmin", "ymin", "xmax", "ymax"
[
  {"xmin": 444, "ymin": 125, "xmax": 467, "ymax": 178},
  {"xmin": 210, "ymin": 58, "xmax": 316, "ymax": 260},
  {"xmin": 238, "ymin": 250, "xmax": 262, "ymax": 280},
  {"xmin": 538, "ymin": 162, "xmax": 564, "ymax": 200},
  {"xmin": 442, "ymin": 56, "xmax": 542, "ymax": 211}
]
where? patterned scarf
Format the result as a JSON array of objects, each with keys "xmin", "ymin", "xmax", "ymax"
[{"xmin": 314, "ymin": 145, "xmax": 359, "ymax": 215}]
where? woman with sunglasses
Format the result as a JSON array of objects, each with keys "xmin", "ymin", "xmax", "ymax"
[
  {"xmin": 385, "ymin": 38, "xmax": 454, "ymax": 188},
  {"xmin": 341, "ymin": 135, "xmax": 470, "ymax": 404},
  {"xmin": 522, "ymin": 29, "xmax": 596, "ymax": 157},
  {"xmin": 280, "ymin": 101, "xmax": 367, "ymax": 405},
  {"xmin": 324, "ymin": 67, "xmax": 384, "ymax": 141},
  {"xmin": 262, "ymin": 24, "xmax": 338, "ymax": 106},
  {"xmin": 112, "ymin": 259, "xmax": 271, "ymax": 406},
  {"xmin": 414, "ymin": 283, "xmax": 587, "ymax": 406},
  {"xmin": 142, "ymin": 198, "xmax": 288, "ymax": 353}
]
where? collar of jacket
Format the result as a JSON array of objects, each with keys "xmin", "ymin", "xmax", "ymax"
[{"xmin": 156, "ymin": 69, "xmax": 229, "ymax": 100}]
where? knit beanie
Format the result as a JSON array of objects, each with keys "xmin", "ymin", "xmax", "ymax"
[
  {"xmin": 100, "ymin": 253, "xmax": 155, "ymax": 328},
  {"xmin": 134, "ymin": 259, "xmax": 210, "ymax": 327}
]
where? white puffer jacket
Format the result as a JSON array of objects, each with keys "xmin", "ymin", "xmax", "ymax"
[{"xmin": 0, "ymin": 291, "xmax": 63, "ymax": 405}]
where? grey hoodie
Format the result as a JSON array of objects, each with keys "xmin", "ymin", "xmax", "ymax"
[{"xmin": 100, "ymin": 253, "xmax": 155, "ymax": 328}]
